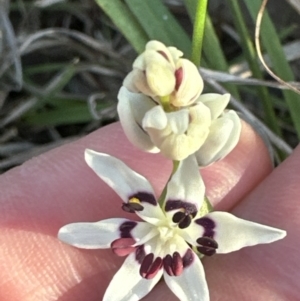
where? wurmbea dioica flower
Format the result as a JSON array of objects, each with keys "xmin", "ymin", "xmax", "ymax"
[
  {"xmin": 118, "ymin": 40, "xmax": 242, "ymax": 163},
  {"xmin": 58, "ymin": 149, "xmax": 286, "ymax": 301}
]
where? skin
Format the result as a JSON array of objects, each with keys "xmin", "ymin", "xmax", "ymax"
[{"xmin": 0, "ymin": 122, "xmax": 298, "ymax": 301}]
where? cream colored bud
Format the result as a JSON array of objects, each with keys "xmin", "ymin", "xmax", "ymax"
[
  {"xmin": 170, "ymin": 59, "xmax": 204, "ymax": 107},
  {"xmin": 142, "ymin": 103, "xmax": 211, "ymax": 161}
]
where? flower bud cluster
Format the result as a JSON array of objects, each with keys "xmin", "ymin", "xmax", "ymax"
[{"xmin": 118, "ymin": 40, "xmax": 241, "ymax": 164}]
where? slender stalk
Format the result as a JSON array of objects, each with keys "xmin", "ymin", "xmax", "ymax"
[
  {"xmin": 159, "ymin": 95, "xmax": 171, "ymax": 112},
  {"xmin": 158, "ymin": 160, "xmax": 180, "ymax": 207},
  {"xmin": 226, "ymin": 0, "xmax": 282, "ymax": 137},
  {"xmin": 191, "ymin": 0, "xmax": 208, "ymax": 66}
]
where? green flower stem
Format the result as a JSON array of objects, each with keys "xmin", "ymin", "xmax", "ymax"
[
  {"xmin": 158, "ymin": 159, "xmax": 213, "ymax": 217},
  {"xmin": 160, "ymin": 95, "xmax": 172, "ymax": 112},
  {"xmin": 158, "ymin": 160, "xmax": 180, "ymax": 207},
  {"xmin": 200, "ymin": 195, "xmax": 214, "ymax": 216},
  {"xmin": 172, "ymin": 160, "xmax": 180, "ymax": 174},
  {"xmin": 191, "ymin": 0, "xmax": 208, "ymax": 66}
]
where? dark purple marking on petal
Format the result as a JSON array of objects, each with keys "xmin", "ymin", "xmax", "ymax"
[
  {"xmin": 119, "ymin": 221, "xmax": 137, "ymax": 238},
  {"xmin": 163, "ymin": 254, "xmax": 174, "ymax": 276},
  {"xmin": 182, "ymin": 249, "xmax": 194, "ymax": 268},
  {"xmin": 175, "ymin": 67, "xmax": 183, "ymax": 91},
  {"xmin": 111, "ymin": 238, "xmax": 136, "ymax": 257},
  {"xmin": 157, "ymin": 50, "xmax": 170, "ymax": 62},
  {"xmin": 172, "ymin": 252, "xmax": 183, "ymax": 276},
  {"xmin": 129, "ymin": 192, "xmax": 157, "ymax": 206},
  {"xmin": 135, "ymin": 245, "xmax": 146, "ymax": 264},
  {"xmin": 195, "ymin": 217, "xmax": 216, "ymax": 237},
  {"xmin": 165, "ymin": 200, "xmax": 197, "ymax": 216}
]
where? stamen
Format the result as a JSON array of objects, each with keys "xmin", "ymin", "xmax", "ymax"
[
  {"xmin": 196, "ymin": 236, "xmax": 218, "ymax": 256},
  {"xmin": 178, "ymin": 215, "xmax": 192, "ymax": 229},
  {"xmin": 140, "ymin": 253, "xmax": 163, "ymax": 279},
  {"xmin": 122, "ymin": 202, "xmax": 144, "ymax": 213},
  {"xmin": 163, "ymin": 252, "xmax": 184, "ymax": 277},
  {"xmin": 111, "ymin": 238, "xmax": 136, "ymax": 257},
  {"xmin": 172, "ymin": 211, "xmax": 192, "ymax": 229},
  {"xmin": 163, "ymin": 254, "xmax": 174, "ymax": 276},
  {"xmin": 197, "ymin": 237, "xmax": 218, "ymax": 249},
  {"xmin": 197, "ymin": 246, "xmax": 216, "ymax": 256},
  {"xmin": 172, "ymin": 252, "xmax": 183, "ymax": 276},
  {"xmin": 140, "ymin": 253, "xmax": 154, "ymax": 278},
  {"xmin": 145, "ymin": 257, "xmax": 163, "ymax": 279},
  {"xmin": 123, "ymin": 192, "xmax": 157, "ymax": 213},
  {"xmin": 129, "ymin": 197, "xmax": 140, "ymax": 204},
  {"xmin": 172, "ymin": 211, "xmax": 185, "ymax": 223}
]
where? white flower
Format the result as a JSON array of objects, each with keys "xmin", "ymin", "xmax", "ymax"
[
  {"xmin": 124, "ymin": 40, "xmax": 203, "ymax": 107},
  {"xmin": 58, "ymin": 149, "xmax": 286, "ymax": 301},
  {"xmin": 118, "ymin": 87, "xmax": 241, "ymax": 163}
]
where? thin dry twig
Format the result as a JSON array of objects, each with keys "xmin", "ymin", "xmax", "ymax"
[
  {"xmin": 255, "ymin": 0, "xmax": 300, "ymax": 95},
  {"xmin": 200, "ymin": 67, "xmax": 300, "ymax": 89}
]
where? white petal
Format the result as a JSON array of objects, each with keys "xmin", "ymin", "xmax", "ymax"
[
  {"xmin": 164, "ymin": 155, "xmax": 205, "ymax": 220},
  {"xmin": 143, "ymin": 105, "xmax": 211, "ymax": 161},
  {"xmin": 167, "ymin": 46, "xmax": 184, "ymax": 64},
  {"xmin": 103, "ymin": 252, "xmax": 163, "ymax": 301},
  {"xmin": 117, "ymin": 87, "xmax": 159, "ymax": 152},
  {"xmin": 131, "ymin": 223, "xmax": 158, "ymax": 246},
  {"xmin": 144, "ymin": 51, "xmax": 175, "ymax": 96},
  {"xmin": 164, "ymin": 249, "xmax": 209, "ymax": 301},
  {"xmin": 213, "ymin": 110, "xmax": 241, "ymax": 161},
  {"xmin": 142, "ymin": 105, "xmax": 168, "ymax": 130},
  {"xmin": 123, "ymin": 70, "xmax": 155, "ymax": 97},
  {"xmin": 195, "ymin": 116, "xmax": 233, "ymax": 166},
  {"xmin": 85, "ymin": 150, "xmax": 165, "ymax": 224},
  {"xmin": 167, "ymin": 109, "xmax": 190, "ymax": 134},
  {"xmin": 58, "ymin": 218, "xmax": 128, "ymax": 249},
  {"xmin": 203, "ymin": 211, "xmax": 287, "ymax": 254},
  {"xmin": 146, "ymin": 40, "xmax": 179, "ymax": 67},
  {"xmin": 198, "ymin": 93, "xmax": 230, "ymax": 119}
]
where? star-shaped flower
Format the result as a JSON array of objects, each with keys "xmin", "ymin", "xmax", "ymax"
[{"xmin": 58, "ymin": 149, "xmax": 286, "ymax": 301}]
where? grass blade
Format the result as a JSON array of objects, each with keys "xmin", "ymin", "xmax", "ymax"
[
  {"xmin": 125, "ymin": 0, "xmax": 191, "ymax": 56},
  {"xmin": 226, "ymin": 0, "xmax": 282, "ymax": 137},
  {"xmin": 95, "ymin": 0, "xmax": 148, "ymax": 53},
  {"xmin": 243, "ymin": 0, "xmax": 300, "ymax": 138}
]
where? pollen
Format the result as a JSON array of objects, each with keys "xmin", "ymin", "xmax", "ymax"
[{"xmin": 129, "ymin": 197, "xmax": 141, "ymax": 204}]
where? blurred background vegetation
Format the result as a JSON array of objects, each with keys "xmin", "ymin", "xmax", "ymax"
[{"xmin": 0, "ymin": 0, "xmax": 299, "ymax": 172}]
